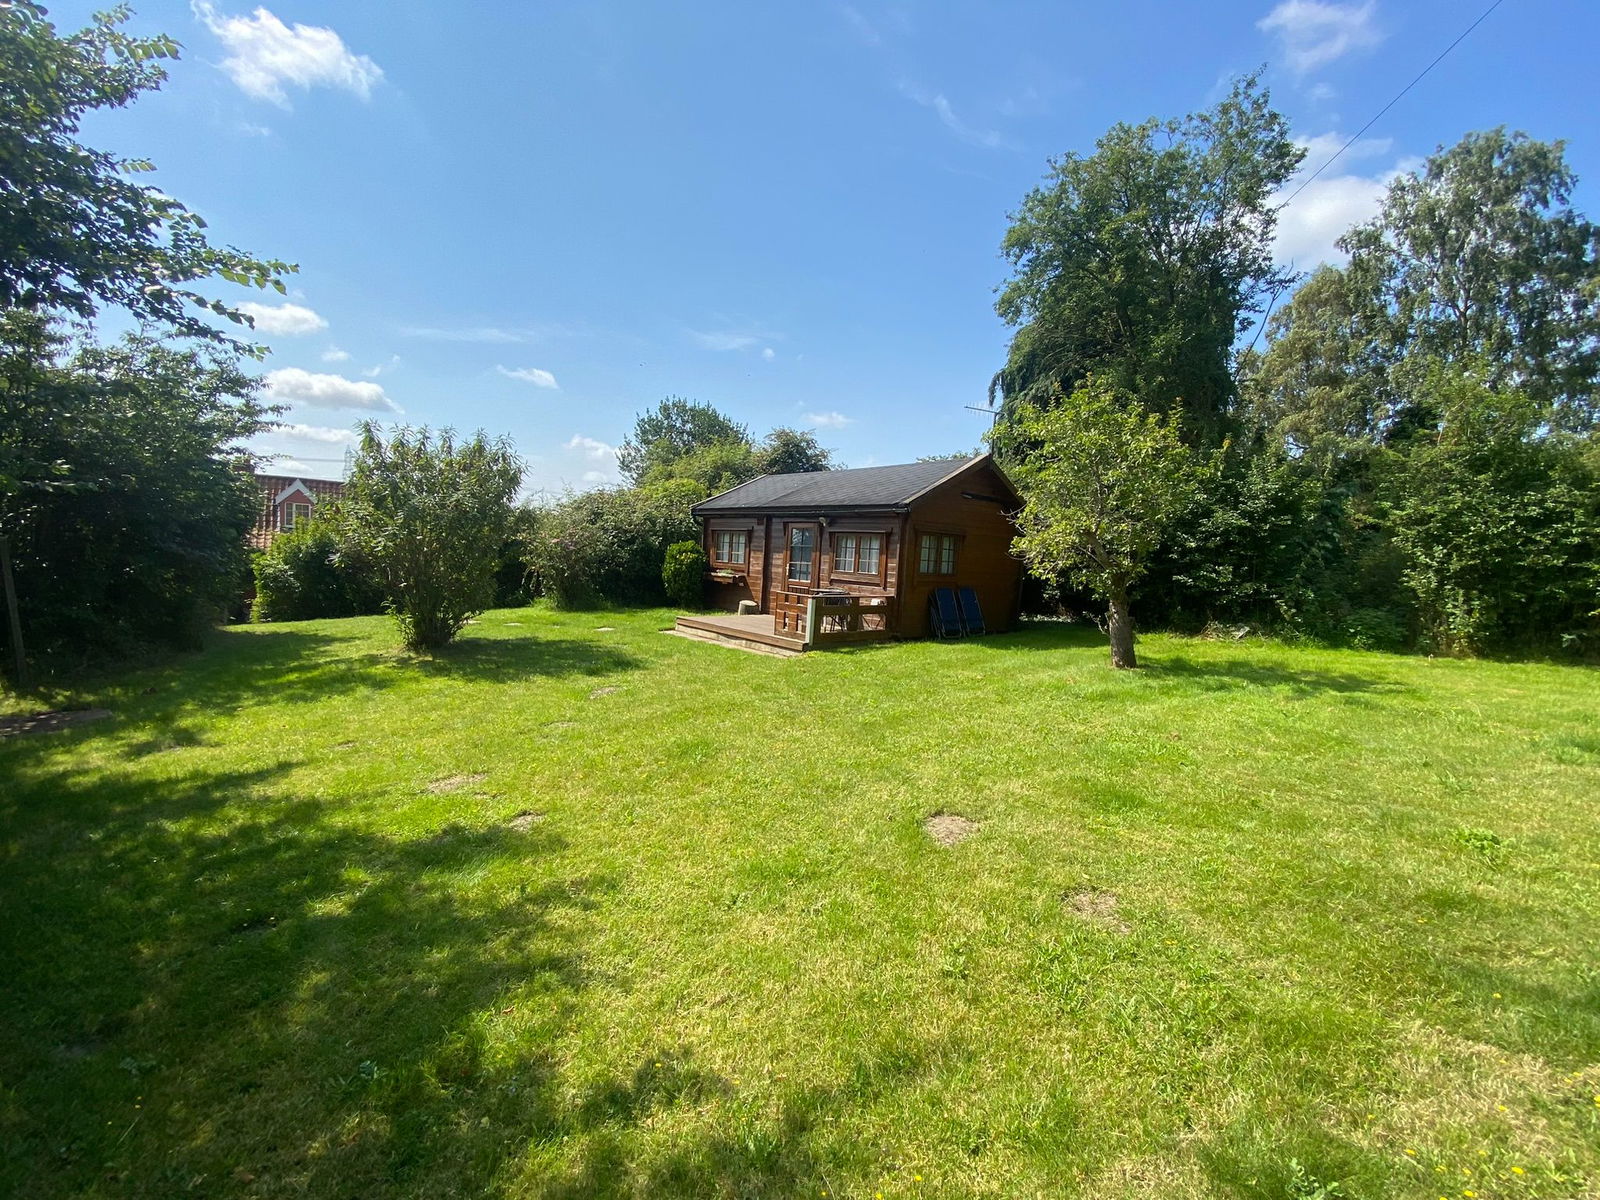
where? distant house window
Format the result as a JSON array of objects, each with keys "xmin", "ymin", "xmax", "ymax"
[
  {"xmin": 282, "ymin": 501, "xmax": 313, "ymax": 531},
  {"xmin": 918, "ymin": 533, "xmax": 957, "ymax": 576},
  {"xmin": 714, "ymin": 530, "xmax": 747, "ymax": 566},
  {"xmin": 834, "ymin": 533, "xmax": 883, "ymax": 575},
  {"xmin": 787, "ymin": 525, "xmax": 815, "ymax": 583}
]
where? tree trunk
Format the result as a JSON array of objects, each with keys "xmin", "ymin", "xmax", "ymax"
[{"xmin": 1106, "ymin": 578, "xmax": 1137, "ymax": 669}]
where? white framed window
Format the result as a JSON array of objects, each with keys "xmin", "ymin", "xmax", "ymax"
[
  {"xmin": 282, "ymin": 501, "xmax": 313, "ymax": 531},
  {"xmin": 713, "ymin": 529, "xmax": 747, "ymax": 566},
  {"xmin": 787, "ymin": 525, "xmax": 815, "ymax": 583},
  {"xmin": 834, "ymin": 533, "xmax": 883, "ymax": 575},
  {"xmin": 918, "ymin": 533, "xmax": 957, "ymax": 576}
]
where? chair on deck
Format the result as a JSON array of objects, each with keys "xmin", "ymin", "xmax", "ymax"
[
  {"xmin": 930, "ymin": 587, "xmax": 962, "ymax": 639},
  {"xmin": 956, "ymin": 586, "xmax": 986, "ymax": 635}
]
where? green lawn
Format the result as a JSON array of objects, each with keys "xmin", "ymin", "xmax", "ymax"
[{"xmin": 3, "ymin": 608, "xmax": 1598, "ymax": 1199}]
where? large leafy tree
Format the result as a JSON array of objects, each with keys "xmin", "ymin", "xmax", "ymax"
[
  {"xmin": 992, "ymin": 73, "xmax": 1301, "ymax": 446},
  {"xmin": 0, "ymin": 312, "xmax": 271, "ymax": 668},
  {"xmin": 1254, "ymin": 131, "xmax": 1600, "ymax": 446},
  {"xmin": 617, "ymin": 397, "xmax": 750, "ymax": 486},
  {"xmin": 756, "ymin": 427, "xmax": 835, "ymax": 476},
  {"xmin": 999, "ymin": 376, "xmax": 1201, "ymax": 668},
  {"xmin": 1378, "ymin": 367, "xmax": 1600, "ymax": 655},
  {"xmin": 339, "ymin": 426, "xmax": 523, "ymax": 651},
  {"xmin": 0, "ymin": 1, "xmax": 292, "ymax": 341}
]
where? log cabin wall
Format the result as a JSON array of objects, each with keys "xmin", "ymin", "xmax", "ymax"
[
  {"xmin": 703, "ymin": 516, "xmax": 765, "ymax": 611},
  {"xmin": 897, "ymin": 463, "xmax": 1022, "ymax": 637},
  {"xmin": 818, "ymin": 515, "xmax": 900, "ymax": 598}
]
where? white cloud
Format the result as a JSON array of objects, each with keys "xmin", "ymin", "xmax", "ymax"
[
  {"xmin": 839, "ymin": 4, "xmax": 882, "ymax": 45},
  {"xmin": 496, "ymin": 365, "xmax": 559, "ymax": 389},
  {"xmin": 761, "ymin": 347, "xmax": 776, "ymax": 362},
  {"xmin": 690, "ymin": 330, "xmax": 761, "ymax": 352},
  {"xmin": 581, "ymin": 470, "xmax": 613, "ymax": 485},
  {"xmin": 1258, "ymin": 1, "xmax": 1383, "ymax": 75},
  {"xmin": 361, "ymin": 355, "xmax": 401, "ymax": 378},
  {"xmin": 400, "ymin": 324, "xmax": 572, "ymax": 344},
  {"xmin": 565, "ymin": 435, "xmax": 617, "ymax": 461},
  {"xmin": 274, "ymin": 422, "xmax": 358, "ymax": 444},
  {"xmin": 235, "ymin": 121, "xmax": 273, "ymax": 137},
  {"xmin": 804, "ymin": 411, "xmax": 853, "ymax": 429},
  {"xmin": 237, "ymin": 301, "xmax": 327, "ymax": 336},
  {"xmin": 192, "ymin": 2, "xmax": 383, "ymax": 108},
  {"xmin": 320, "ymin": 346, "xmax": 351, "ymax": 362},
  {"xmin": 263, "ymin": 367, "xmax": 396, "ymax": 411},
  {"xmin": 898, "ymin": 80, "xmax": 1013, "ymax": 150},
  {"xmin": 1272, "ymin": 137, "xmax": 1415, "ymax": 267}
]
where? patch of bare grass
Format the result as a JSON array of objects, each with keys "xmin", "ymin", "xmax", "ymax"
[{"xmin": 923, "ymin": 813, "xmax": 978, "ymax": 846}]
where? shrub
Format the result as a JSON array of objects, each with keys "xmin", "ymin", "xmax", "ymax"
[
  {"xmin": 662, "ymin": 540, "xmax": 706, "ymax": 609},
  {"xmin": 251, "ymin": 516, "xmax": 382, "ymax": 622},
  {"xmin": 0, "ymin": 314, "xmax": 270, "ymax": 674},
  {"xmin": 1339, "ymin": 606, "xmax": 1407, "ymax": 652},
  {"xmin": 338, "ymin": 425, "xmax": 523, "ymax": 651},
  {"xmin": 525, "ymin": 481, "xmax": 700, "ymax": 609}
]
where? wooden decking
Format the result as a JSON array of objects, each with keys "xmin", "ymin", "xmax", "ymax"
[
  {"xmin": 673, "ymin": 594, "xmax": 898, "ymax": 656},
  {"xmin": 671, "ymin": 613, "xmax": 805, "ymax": 657}
]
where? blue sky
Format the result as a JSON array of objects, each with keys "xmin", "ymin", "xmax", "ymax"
[{"xmin": 54, "ymin": 0, "xmax": 1599, "ymax": 494}]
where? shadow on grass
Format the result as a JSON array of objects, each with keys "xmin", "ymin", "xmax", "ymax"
[
  {"xmin": 1140, "ymin": 654, "xmax": 1402, "ymax": 697},
  {"xmin": 0, "ymin": 749, "xmax": 610, "ymax": 1197},
  {"xmin": 1, "ymin": 726, "xmax": 935, "ymax": 1197},
  {"xmin": 0, "ymin": 626, "xmax": 645, "ymax": 759}
]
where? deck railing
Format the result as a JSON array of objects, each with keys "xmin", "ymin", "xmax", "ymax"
[{"xmin": 773, "ymin": 589, "xmax": 896, "ymax": 645}]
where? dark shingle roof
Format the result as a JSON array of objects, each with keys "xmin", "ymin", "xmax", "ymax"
[{"xmin": 692, "ymin": 455, "xmax": 986, "ymax": 514}]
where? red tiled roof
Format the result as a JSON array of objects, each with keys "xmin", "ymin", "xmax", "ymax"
[{"xmin": 248, "ymin": 473, "xmax": 346, "ymax": 549}]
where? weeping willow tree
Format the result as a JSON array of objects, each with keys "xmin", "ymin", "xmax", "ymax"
[{"xmin": 991, "ymin": 73, "xmax": 1302, "ymax": 449}]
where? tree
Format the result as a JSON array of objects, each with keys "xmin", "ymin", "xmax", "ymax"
[
  {"xmin": 617, "ymin": 397, "xmax": 749, "ymax": 486},
  {"xmin": 0, "ymin": 312, "xmax": 271, "ymax": 671},
  {"xmin": 661, "ymin": 540, "xmax": 706, "ymax": 609},
  {"xmin": 992, "ymin": 73, "xmax": 1301, "ymax": 446},
  {"xmin": 757, "ymin": 427, "xmax": 836, "ymax": 475},
  {"xmin": 1378, "ymin": 366, "xmax": 1600, "ymax": 655},
  {"xmin": 1338, "ymin": 129, "xmax": 1600, "ymax": 434},
  {"xmin": 338, "ymin": 425, "xmax": 523, "ymax": 651},
  {"xmin": 999, "ymin": 376, "xmax": 1201, "ymax": 668},
  {"xmin": 0, "ymin": 3, "xmax": 292, "ymax": 343}
]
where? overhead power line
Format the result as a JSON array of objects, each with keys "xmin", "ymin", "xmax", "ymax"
[{"xmin": 1281, "ymin": 0, "xmax": 1509, "ymax": 208}]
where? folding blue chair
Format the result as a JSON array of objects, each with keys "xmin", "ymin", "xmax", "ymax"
[
  {"xmin": 956, "ymin": 586, "xmax": 986, "ymax": 635},
  {"xmin": 930, "ymin": 587, "xmax": 962, "ymax": 639}
]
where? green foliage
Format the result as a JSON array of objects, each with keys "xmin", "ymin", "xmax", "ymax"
[
  {"xmin": 993, "ymin": 72, "xmax": 1301, "ymax": 446},
  {"xmin": 1001, "ymin": 376, "xmax": 1201, "ymax": 666},
  {"xmin": 0, "ymin": 312, "xmax": 269, "ymax": 672},
  {"xmin": 525, "ymin": 483, "xmax": 699, "ymax": 609},
  {"xmin": 661, "ymin": 540, "xmax": 707, "ymax": 610},
  {"xmin": 1003, "ymin": 377, "xmax": 1201, "ymax": 596},
  {"xmin": 0, "ymin": 3, "xmax": 293, "ymax": 344},
  {"xmin": 618, "ymin": 397, "xmax": 750, "ymax": 487},
  {"xmin": 1376, "ymin": 370, "xmax": 1600, "ymax": 656},
  {"xmin": 338, "ymin": 425, "xmax": 523, "ymax": 651},
  {"xmin": 250, "ymin": 515, "xmax": 383, "ymax": 623},
  {"xmin": 757, "ymin": 427, "xmax": 835, "ymax": 476},
  {"xmin": 1340, "ymin": 129, "xmax": 1600, "ymax": 434},
  {"xmin": 1139, "ymin": 447, "xmax": 1343, "ymax": 631},
  {"xmin": 618, "ymin": 399, "xmax": 837, "ymax": 493}
]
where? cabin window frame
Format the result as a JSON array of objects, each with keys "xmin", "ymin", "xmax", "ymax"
[
  {"xmin": 784, "ymin": 522, "xmax": 820, "ymax": 586},
  {"xmin": 710, "ymin": 527, "xmax": 749, "ymax": 568},
  {"xmin": 915, "ymin": 529, "xmax": 962, "ymax": 578},
  {"xmin": 828, "ymin": 530, "xmax": 888, "ymax": 585}
]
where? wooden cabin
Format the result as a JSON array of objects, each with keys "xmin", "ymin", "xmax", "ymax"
[{"xmin": 674, "ymin": 454, "xmax": 1023, "ymax": 652}]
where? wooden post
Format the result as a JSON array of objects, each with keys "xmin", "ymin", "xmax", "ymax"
[{"xmin": 0, "ymin": 535, "xmax": 27, "ymax": 690}]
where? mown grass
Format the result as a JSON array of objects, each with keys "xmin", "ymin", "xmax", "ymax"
[{"xmin": 2, "ymin": 607, "xmax": 1597, "ymax": 1199}]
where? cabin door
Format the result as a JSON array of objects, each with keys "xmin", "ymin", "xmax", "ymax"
[{"xmin": 784, "ymin": 522, "xmax": 819, "ymax": 589}]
